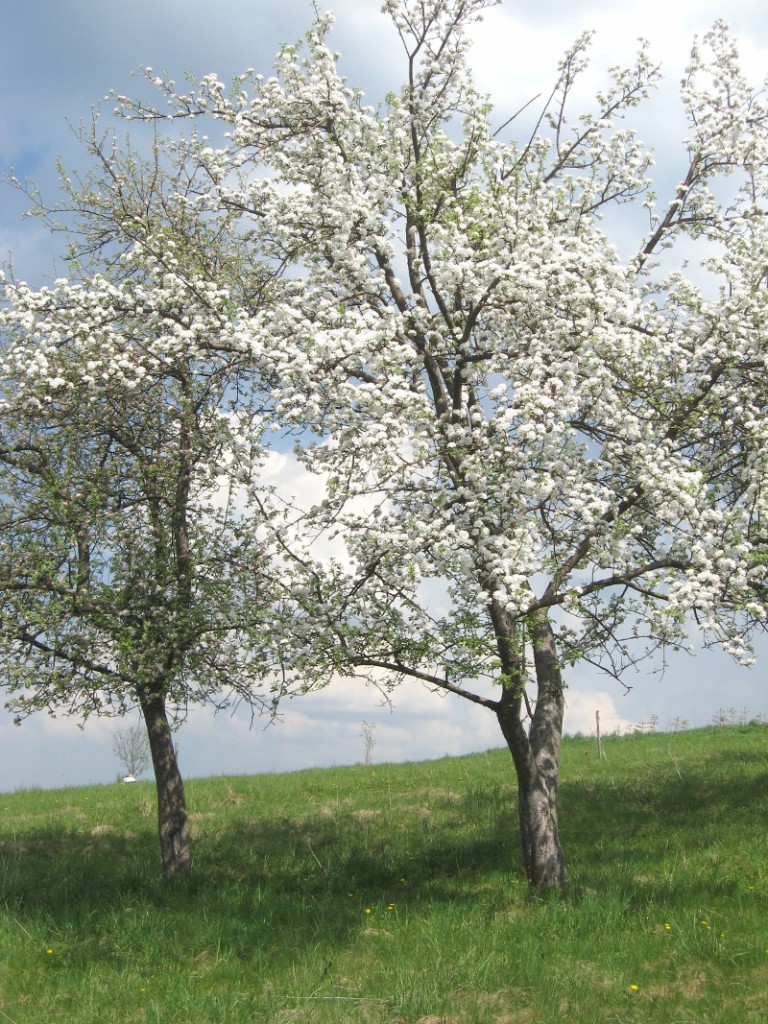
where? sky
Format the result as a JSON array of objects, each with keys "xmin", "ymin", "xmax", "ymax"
[{"xmin": 1, "ymin": 0, "xmax": 767, "ymax": 792}]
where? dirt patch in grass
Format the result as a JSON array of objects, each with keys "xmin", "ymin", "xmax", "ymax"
[
  {"xmin": 453, "ymin": 986, "xmax": 535, "ymax": 1023},
  {"xmin": 90, "ymin": 824, "xmax": 116, "ymax": 836},
  {"xmin": 405, "ymin": 804, "xmax": 433, "ymax": 821}
]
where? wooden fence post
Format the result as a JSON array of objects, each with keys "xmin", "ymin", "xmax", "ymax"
[{"xmin": 596, "ymin": 710, "xmax": 606, "ymax": 760}]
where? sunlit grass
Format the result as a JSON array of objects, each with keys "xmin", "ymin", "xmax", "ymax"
[{"xmin": 1, "ymin": 724, "xmax": 767, "ymax": 1022}]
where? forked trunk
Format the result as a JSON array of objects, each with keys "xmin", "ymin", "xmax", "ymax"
[
  {"xmin": 513, "ymin": 746, "xmax": 566, "ymax": 889},
  {"xmin": 139, "ymin": 690, "xmax": 191, "ymax": 879},
  {"xmin": 495, "ymin": 610, "xmax": 567, "ymax": 888}
]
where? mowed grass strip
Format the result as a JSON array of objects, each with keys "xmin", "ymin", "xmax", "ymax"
[{"xmin": 1, "ymin": 724, "xmax": 767, "ymax": 1023}]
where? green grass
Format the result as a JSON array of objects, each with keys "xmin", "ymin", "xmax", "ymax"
[{"xmin": 1, "ymin": 725, "xmax": 767, "ymax": 1022}]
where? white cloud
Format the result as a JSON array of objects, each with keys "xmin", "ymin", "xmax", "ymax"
[{"xmin": 563, "ymin": 689, "xmax": 634, "ymax": 737}]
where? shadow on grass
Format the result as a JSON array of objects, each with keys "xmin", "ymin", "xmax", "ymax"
[
  {"xmin": 557, "ymin": 747, "xmax": 768, "ymax": 906},
  {"xmin": 2, "ymin": 738, "xmax": 767, "ymax": 960},
  {"xmin": 0, "ymin": 793, "xmax": 524, "ymax": 963},
  {"xmin": 0, "ymin": 824, "xmax": 160, "ymax": 913}
]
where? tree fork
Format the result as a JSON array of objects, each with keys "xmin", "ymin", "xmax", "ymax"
[{"xmin": 495, "ymin": 611, "xmax": 567, "ymax": 888}]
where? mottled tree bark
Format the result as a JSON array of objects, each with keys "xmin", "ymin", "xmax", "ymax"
[
  {"xmin": 139, "ymin": 690, "xmax": 191, "ymax": 879},
  {"xmin": 495, "ymin": 609, "xmax": 567, "ymax": 888}
]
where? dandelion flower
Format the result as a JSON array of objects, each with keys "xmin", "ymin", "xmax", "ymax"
[
  {"xmin": 46, "ymin": 949, "xmax": 53, "ymax": 955},
  {"xmin": 629, "ymin": 984, "xmax": 639, "ymax": 993},
  {"xmin": 364, "ymin": 907, "xmax": 372, "ymax": 915}
]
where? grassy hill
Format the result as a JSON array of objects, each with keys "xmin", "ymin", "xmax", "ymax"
[{"xmin": 1, "ymin": 725, "xmax": 767, "ymax": 1022}]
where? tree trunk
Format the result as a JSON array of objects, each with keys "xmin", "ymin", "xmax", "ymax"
[
  {"xmin": 495, "ymin": 609, "xmax": 567, "ymax": 888},
  {"xmin": 139, "ymin": 690, "xmax": 191, "ymax": 879}
]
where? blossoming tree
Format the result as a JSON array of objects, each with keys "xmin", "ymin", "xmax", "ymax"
[
  {"xmin": 10, "ymin": 0, "xmax": 767, "ymax": 888},
  {"xmin": 0, "ymin": 130, "xmax": 309, "ymax": 878}
]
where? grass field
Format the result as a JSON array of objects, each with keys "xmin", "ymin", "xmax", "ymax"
[{"xmin": 1, "ymin": 724, "xmax": 767, "ymax": 1023}]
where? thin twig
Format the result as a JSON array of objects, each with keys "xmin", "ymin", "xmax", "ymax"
[
  {"xmin": 306, "ymin": 839, "xmax": 325, "ymax": 873},
  {"xmin": 492, "ymin": 93, "xmax": 541, "ymax": 138},
  {"xmin": 9, "ymin": 916, "xmax": 34, "ymax": 941},
  {"xmin": 667, "ymin": 750, "xmax": 683, "ymax": 780},
  {"xmin": 287, "ymin": 996, "xmax": 388, "ymax": 1003}
]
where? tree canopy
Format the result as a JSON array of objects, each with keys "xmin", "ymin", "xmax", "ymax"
[
  {"xmin": 0, "ymin": 131, "xmax": 312, "ymax": 875},
  {"xmin": 2, "ymin": 0, "xmax": 767, "ymax": 886}
]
